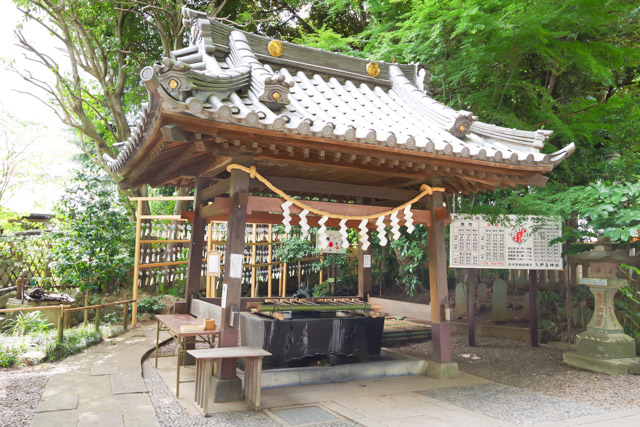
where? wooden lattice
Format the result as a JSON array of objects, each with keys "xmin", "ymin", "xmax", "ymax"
[{"xmin": 0, "ymin": 233, "xmax": 56, "ymax": 288}]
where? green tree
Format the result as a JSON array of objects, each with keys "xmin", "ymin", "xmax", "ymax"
[{"xmin": 50, "ymin": 166, "xmax": 135, "ymax": 292}]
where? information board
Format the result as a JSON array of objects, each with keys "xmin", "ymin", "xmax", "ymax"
[{"xmin": 450, "ymin": 214, "xmax": 562, "ymax": 270}]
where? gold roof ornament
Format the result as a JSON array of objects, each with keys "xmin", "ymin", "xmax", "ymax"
[
  {"xmin": 367, "ymin": 62, "xmax": 380, "ymax": 78},
  {"xmin": 268, "ymin": 40, "xmax": 284, "ymax": 57},
  {"xmin": 168, "ymin": 79, "xmax": 179, "ymax": 89}
]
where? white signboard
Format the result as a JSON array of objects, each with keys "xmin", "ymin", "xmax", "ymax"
[
  {"xmin": 316, "ymin": 230, "xmax": 348, "ymax": 254},
  {"xmin": 363, "ymin": 254, "xmax": 372, "ymax": 269},
  {"xmin": 229, "ymin": 253, "xmax": 243, "ymax": 279},
  {"xmin": 206, "ymin": 251, "xmax": 221, "ymax": 277},
  {"xmin": 450, "ymin": 214, "xmax": 562, "ymax": 270},
  {"xmin": 221, "ymin": 283, "xmax": 228, "ymax": 308}
]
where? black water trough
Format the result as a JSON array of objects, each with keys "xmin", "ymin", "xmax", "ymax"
[{"xmin": 240, "ymin": 311, "xmax": 385, "ymax": 368}]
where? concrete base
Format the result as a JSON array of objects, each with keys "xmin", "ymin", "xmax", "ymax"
[
  {"xmin": 209, "ymin": 376, "xmax": 243, "ymax": 403},
  {"xmin": 260, "ymin": 349, "xmax": 427, "ymax": 389},
  {"xmin": 563, "ymin": 352, "xmax": 640, "ymax": 375},
  {"xmin": 425, "ymin": 361, "xmax": 459, "ymax": 379},
  {"xmin": 575, "ymin": 331, "xmax": 636, "ymax": 359}
]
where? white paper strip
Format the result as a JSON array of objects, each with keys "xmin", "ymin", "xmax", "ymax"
[
  {"xmin": 390, "ymin": 211, "xmax": 401, "ymax": 241},
  {"xmin": 376, "ymin": 216, "xmax": 387, "ymax": 247},
  {"xmin": 299, "ymin": 209, "xmax": 310, "ymax": 240},
  {"xmin": 281, "ymin": 200, "xmax": 293, "ymax": 233},
  {"xmin": 339, "ymin": 219, "xmax": 349, "ymax": 248},
  {"xmin": 318, "ymin": 216, "xmax": 329, "ymax": 250},
  {"xmin": 403, "ymin": 204, "xmax": 415, "ymax": 234},
  {"xmin": 358, "ymin": 219, "xmax": 370, "ymax": 251}
]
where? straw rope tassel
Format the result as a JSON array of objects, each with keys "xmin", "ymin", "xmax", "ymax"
[
  {"xmin": 339, "ymin": 219, "xmax": 349, "ymax": 248},
  {"xmin": 281, "ymin": 200, "xmax": 293, "ymax": 233},
  {"xmin": 299, "ymin": 209, "xmax": 310, "ymax": 240},
  {"xmin": 403, "ymin": 204, "xmax": 415, "ymax": 234},
  {"xmin": 376, "ymin": 216, "xmax": 387, "ymax": 247},
  {"xmin": 390, "ymin": 211, "xmax": 401, "ymax": 241},
  {"xmin": 318, "ymin": 216, "xmax": 329, "ymax": 250},
  {"xmin": 359, "ymin": 219, "xmax": 370, "ymax": 251}
]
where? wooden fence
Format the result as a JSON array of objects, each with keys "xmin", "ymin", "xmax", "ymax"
[
  {"xmin": 131, "ymin": 197, "xmax": 322, "ymax": 302},
  {"xmin": 0, "ymin": 233, "xmax": 56, "ymax": 289}
]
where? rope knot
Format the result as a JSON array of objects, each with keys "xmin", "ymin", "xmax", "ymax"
[
  {"xmin": 420, "ymin": 184, "xmax": 434, "ymax": 195},
  {"xmin": 249, "ymin": 166, "xmax": 257, "ymax": 178}
]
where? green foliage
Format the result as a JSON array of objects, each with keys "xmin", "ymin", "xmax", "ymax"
[
  {"xmin": 275, "ymin": 236, "xmax": 320, "ymax": 263},
  {"xmin": 38, "ymin": 326, "xmax": 103, "ymax": 361},
  {"xmin": 50, "ymin": 167, "xmax": 135, "ymax": 293},
  {"xmin": 386, "ymin": 226, "xmax": 428, "ymax": 298},
  {"xmin": 0, "ymin": 344, "xmax": 21, "ymax": 367},
  {"xmin": 3, "ymin": 312, "xmax": 51, "ymax": 336},
  {"xmin": 102, "ymin": 311, "xmax": 122, "ymax": 324},
  {"xmin": 312, "ymin": 279, "xmax": 333, "ymax": 297},
  {"xmin": 576, "ymin": 182, "xmax": 640, "ymax": 243},
  {"xmin": 137, "ymin": 296, "xmax": 165, "ymax": 314}
]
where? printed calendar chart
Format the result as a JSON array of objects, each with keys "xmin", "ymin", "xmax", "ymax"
[{"xmin": 450, "ymin": 214, "xmax": 562, "ymax": 270}]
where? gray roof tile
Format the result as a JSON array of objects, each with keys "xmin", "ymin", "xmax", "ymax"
[{"xmin": 104, "ymin": 7, "xmax": 575, "ymax": 178}]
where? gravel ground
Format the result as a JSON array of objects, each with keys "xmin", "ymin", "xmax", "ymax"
[
  {"xmin": 0, "ymin": 364, "xmax": 54, "ymax": 427},
  {"xmin": 392, "ymin": 334, "xmax": 640, "ymax": 411}
]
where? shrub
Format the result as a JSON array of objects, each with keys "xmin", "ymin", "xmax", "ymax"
[
  {"xmin": 138, "ymin": 296, "xmax": 165, "ymax": 314},
  {"xmin": 0, "ymin": 344, "xmax": 21, "ymax": 367},
  {"xmin": 4, "ymin": 312, "xmax": 51, "ymax": 336}
]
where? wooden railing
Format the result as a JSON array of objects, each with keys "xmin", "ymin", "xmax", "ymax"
[{"xmin": 0, "ymin": 299, "xmax": 136, "ymax": 343}]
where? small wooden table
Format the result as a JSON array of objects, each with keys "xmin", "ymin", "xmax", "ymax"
[
  {"xmin": 187, "ymin": 346, "xmax": 272, "ymax": 414},
  {"xmin": 154, "ymin": 314, "xmax": 219, "ymax": 397}
]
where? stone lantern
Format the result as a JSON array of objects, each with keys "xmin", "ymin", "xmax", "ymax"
[{"xmin": 563, "ymin": 239, "xmax": 640, "ymax": 374}]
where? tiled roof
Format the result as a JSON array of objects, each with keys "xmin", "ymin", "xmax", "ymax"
[{"xmin": 104, "ymin": 7, "xmax": 574, "ymax": 184}]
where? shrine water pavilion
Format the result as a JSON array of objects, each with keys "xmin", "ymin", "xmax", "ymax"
[{"xmin": 105, "ymin": 6, "xmax": 575, "ymax": 402}]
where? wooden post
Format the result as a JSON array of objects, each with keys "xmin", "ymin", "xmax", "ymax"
[
  {"xmin": 185, "ymin": 178, "xmax": 208, "ymax": 313},
  {"xmin": 206, "ymin": 222, "xmax": 213, "ymax": 298},
  {"xmin": 123, "ymin": 302, "xmax": 129, "ymax": 330},
  {"xmin": 251, "ymin": 224, "xmax": 257, "ymax": 297},
  {"xmin": 95, "ymin": 306, "xmax": 101, "ymax": 330},
  {"xmin": 84, "ymin": 290, "xmax": 89, "ymax": 325},
  {"xmin": 297, "ymin": 261, "xmax": 301, "ymax": 289},
  {"xmin": 267, "ymin": 225, "xmax": 273, "ymax": 297},
  {"xmin": 57, "ymin": 304, "xmax": 64, "ymax": 343},
  {"xmin": 131, "ymin": 200, "xmax": 142, "ymax": 327},
  {"xmin": 358, "ymin": 234, "xmax": 373, "ymax": 299},
  {"xmin": 281, "ymin": 261, "xmax": 287, "ymax": 297},
  {"xmin": 529, "ymin": 269, "xmax": 539, "ymax": 347},
  {"xmin": 218, "ymin": 168, "xmax": 250, "ymax": 380},
  {"xmin": 467, "ymin": 268, "xmax": 477, "ymax": 346},
  {"xmin": 319, "ymin": 255, "xmax": 323, "ymax": 284},
  {"xmin": 426, "ymin": 191, "xmax": 452, "ymax": 363}
]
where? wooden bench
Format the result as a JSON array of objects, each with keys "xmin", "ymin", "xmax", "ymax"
[{"xmin": 187, "ymin": 346, "xmax": 271, "ymax": 414}]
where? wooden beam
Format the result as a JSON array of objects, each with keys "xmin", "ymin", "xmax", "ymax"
[
  {"xmin": 250, "ymin": 176, "xmax": 420, "ymax": 201},
  {"xmin": 210, "ymin": 196, "xmax": 432, "ymax": 225},
  {"xmin": 200, "ymin": 178, "xmax": 231, "ymax": 203},
  {"xmin": 161, "ymin": 123, "xmax": 189, "ymax": 142}
]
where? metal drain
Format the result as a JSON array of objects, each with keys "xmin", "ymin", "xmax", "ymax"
[{"xmin": 270, "ymin": 405, "xmax": 340, "ymax": 425}]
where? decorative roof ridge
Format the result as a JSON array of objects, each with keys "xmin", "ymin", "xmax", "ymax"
[
  {"xmin": 180, "ymin": 7, "xmax": 417, "ymax": 87},
  {"xmin": 388, "ymin": 65, "xmax": 476, "ymax": 140},
  {"xmin": 471, "ymin": 121, "xmax": 553, "ymax": 150}
]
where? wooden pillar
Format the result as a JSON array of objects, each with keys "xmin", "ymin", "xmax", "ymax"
[
  {"xmin": 357, "ymin": 235, "xmax": 373, "ymax": 299},
  {"xmin": 529, "ymin": 269, "xmax": 539, "ymax": 347},
  {"xmin": 251, "ymin": 224, "xmax": 257, "ymax": 297},
  {"xmin": 426, "ymin": 191, "xmax": 452, "ymax": 363},
  {"xmin": 467, "ymin": 268, "xmax": 477, "ymax": 347},
  {"xmin": 206, "ymin": 222, "xmax": 213, "ymax": 298},
  {"xmin": 267, "ymin": 224, "xmax": 273, "ymax": 298},
  {"xmin": 131, "ymin": 201, "xmax": 142, "ymax": 327},
  {"xmin": 185, "ymin": 178, "xmax": 208, "ymax": 313},
  {"xmin": 218, "ymin": 169, "xmax": 250, "ymax": 380}
]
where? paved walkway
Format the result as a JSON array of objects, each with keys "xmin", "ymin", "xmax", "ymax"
[{"xmin": 32, "ymin": 323, "xmax": 640, "ymax": 427}]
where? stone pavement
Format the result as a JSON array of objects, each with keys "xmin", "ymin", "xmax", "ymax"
[
  {"xmin": 32, "ymin": 323, "xmax": 640, "ymax": 427},
  {"xmin": 31, "ymin": 322, "xmax": 166, "ymax": 427}
]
